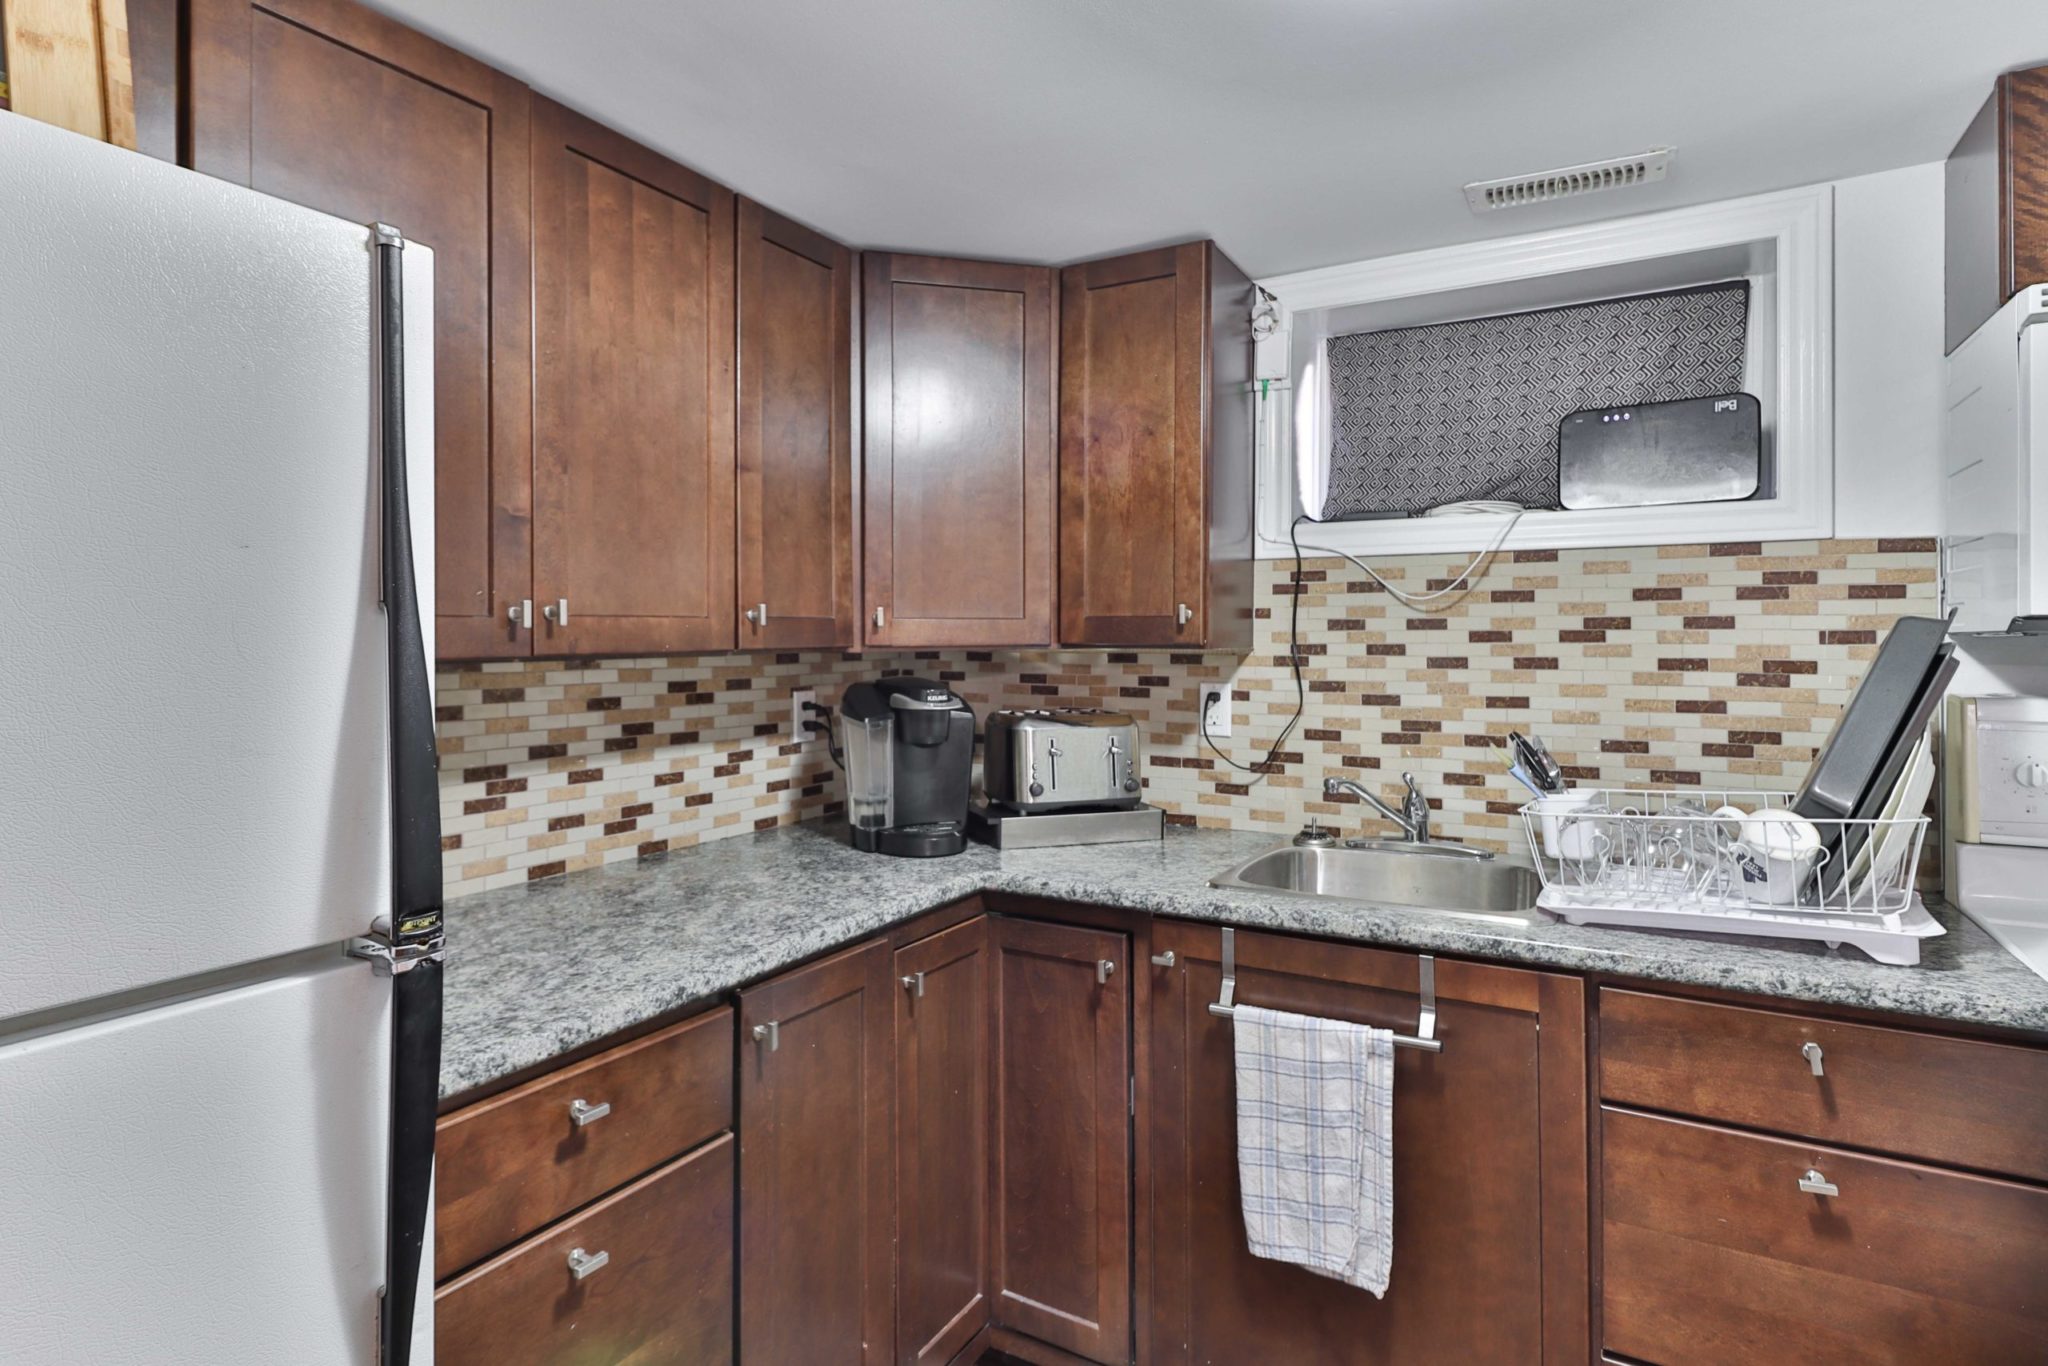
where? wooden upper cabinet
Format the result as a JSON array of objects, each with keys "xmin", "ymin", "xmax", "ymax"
[
  {"xmin": 189, "ymin": 0, "xmax": 534, "ymax": 660},
  {"xmin": 1946, "ymin": 63, "xmax": 2048, "ymax": 352},
  {"xmin": 737, "ymin": 200, "xmax": 857, "ymax": 649},
  {"xmin": 530, "ymin": 97, "xmax": 736, "ymax": 656},
  {"xmin": 862, "ymin": 253, "xmax": 1056, "ymax": 648},
  {"xmin": 1059, "ymin": 241, "xmax": 1255, "ymax": 650}
]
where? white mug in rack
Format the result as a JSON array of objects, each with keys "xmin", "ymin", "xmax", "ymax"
[
  {"xmin": 1731, "ymin": 839, "xmax": 1822, "ymax": 905},
  {"xmin": 1530, "ymin": 791, "xmax": 1598, "ymax": 858},
  {"xmin": 1709, "ymin": 805, "xmax": 1820, "ymax": 856}
]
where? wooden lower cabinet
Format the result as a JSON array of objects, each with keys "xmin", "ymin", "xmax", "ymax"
[
  {"xmin": 1603, "ymin": 1107, "xmax": 2048, "ymax": 1365},
  {"xmin": 894, "ymin": 917, "xmax": 994, "ymax": 1365},
  {"xmin": 990, "ymin": 917, "xmax": 1134, "ymax": 1364},
  {"xmin": 435, "ymin": 1133, "xmax": 735, "ymax": 1366},
  {"xmin": 1145, "ymin": 922, "xmax": 1589, "ymax": 1366},
  {"xmin": 740, "ymin": 939, "xmax": 895, "ymax": 1364}
]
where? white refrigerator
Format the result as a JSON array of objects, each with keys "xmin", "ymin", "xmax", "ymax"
[{"xmin": 0, "ymin": 111, "xmax": 442, "ymax": 1364}]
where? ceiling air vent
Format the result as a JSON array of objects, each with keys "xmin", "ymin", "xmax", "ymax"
[{"xmin": 1464, "ymin": 147, "xmax": 1674, "ymax": 214}]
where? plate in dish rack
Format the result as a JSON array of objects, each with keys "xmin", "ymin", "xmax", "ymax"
[{"xmin": 1537, "ymin": 889, "xmax": 1945, "ymax": 966}]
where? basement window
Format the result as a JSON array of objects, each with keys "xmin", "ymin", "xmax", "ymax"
[{"xmin": 1250, "ymin": 185, "xmax": 1833, "ymax": 557}]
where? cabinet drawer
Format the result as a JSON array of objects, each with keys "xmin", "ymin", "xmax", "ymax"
[
  {"xmin": 1599, "ymin": 988, "xmax": 2048, "ymax": 1182},
  {"xmin": 437, "ymin": 1133, "xmax": 735, "ymax": 1366},
  {"xmin": 1602, "ymin": 1107, "xmax": 2048, "ymax": 1366},
  {"xmin": 436, "ymin": 1007, "xmax": 734, "ymax": 1278}
]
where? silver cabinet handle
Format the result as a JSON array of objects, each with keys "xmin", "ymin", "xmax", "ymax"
[
  {"xmin": 744, "ymin": 602, "xmax": 768, "ymax": 627},
  {"xmin": 542, "ymin": 598, "xmax": 569, "ymax": 626},
  {"xmin": 507, "ymin": 598, "xmax": 533, "ymax": 629},
  {"xmin": 1801, "ymin": 1041, "xmax": 1825, "ymax": 1078},
  {"xmin": 901, "ymin": 971, "xmax": 925, "ymax": 998},
  {"xmin": 566, "ymin": 1246, "xmax": 610, "ymax": 1281},
  {"xmin": 1150, "ymin": 950, "xmax": 1176, "ymax": 968},
  {"xmin": 873, "ymin": 606, "xmax": 885, "ymax": 629},
  {"xmin": 568, "ymin": 1098, "xmax": 610, "ymax": 1127},
  {"xmin": 752, "ymin": 1021, "xmax": 779, "ymax": 1052},
  {"xmin": 1097, "ymin": 959, "xmax": 1116, "ymax": 985},
  {"xmin": 1176, "ymin": 602, "xmax": 1193, "ymax": 627},
  {"xmin": 1798, "ymin": 1168, "xmax": 1839, "ymax": 1198}
]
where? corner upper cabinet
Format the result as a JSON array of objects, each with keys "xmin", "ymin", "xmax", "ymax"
[
  {"xmin": 1946, "ymin": 62, "xmax": 2048, "ymax": 352},
  {"xmin": 862, "ymin": 253, "xmax": 1056, "ymax": 648},
  {"xmin": 737, "ymin": 200, "xmax": 857, "ymax": 649},
  {"xmin": 1058, "ymin": 241, "xmax": 1255, "ymax": 650},
  {"xmin": 530, "ymin": 97, "xmax": 736, "ymax": 656},
  {"xmin": 188, "ymin": 0, "xmax": 534, "ymax": 659}
]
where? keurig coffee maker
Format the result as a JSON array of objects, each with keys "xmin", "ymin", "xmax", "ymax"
[{"xmin": 836, "ymin": 677, "xmax": 975, "ymax": 857}]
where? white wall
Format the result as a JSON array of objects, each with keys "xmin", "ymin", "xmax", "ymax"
[{"xmin": 1832, "ymin": 161, "xmax": 1946, "ymax": 537}]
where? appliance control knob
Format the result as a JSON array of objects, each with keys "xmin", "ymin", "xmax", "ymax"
[
  {"xmin": 1029, "ymin": 781, "xmax": 1044, "ymax": 798},
  {"xmin": 1124, "ymin": 777, "xmax": 1140, "ymax": 793},
  {"xmin": 2017, "ymin": 762, "xmax": 2048, "ymax": 789}
]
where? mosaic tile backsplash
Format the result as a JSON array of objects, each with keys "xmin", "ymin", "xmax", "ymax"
[{"xmin": 438, "ymin": 538, "xmax": 1939, "ymax": 899}]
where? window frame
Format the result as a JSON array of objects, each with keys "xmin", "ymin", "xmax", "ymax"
[{"xmin": 1252, "ymin": 184, "xmax": 1834, "ymax": 558}]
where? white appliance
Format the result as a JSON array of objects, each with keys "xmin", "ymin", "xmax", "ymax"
[
  {"xmin": 1950, "ymin": 696, "xmax": 2048, "ymax": 983},
  {"xmin": 0, "ymin": 112, "xmax": 441, "ymax": 1363},
  {"xmin": 1943, "ymin": 284, "xmax": 2048, "ymax": 633}
]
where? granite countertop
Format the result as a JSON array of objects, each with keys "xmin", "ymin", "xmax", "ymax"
[{"xmin": 440, "ymin": 821, "xmax": 2048, "ymax": 1099}]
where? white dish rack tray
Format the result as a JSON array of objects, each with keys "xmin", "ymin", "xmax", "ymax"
[{"xmin": 1517, "ymin": 788, "xmax": 1942, "ymax": 966}]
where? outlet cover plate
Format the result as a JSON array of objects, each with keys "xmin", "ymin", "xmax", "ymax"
[
  {"xmin": 790, "ymin": 688, "xmax": 816, "ymax": 746},
  {"xmin": 1200, "ymin": 684, "xmax": 1231, "ymax": 739}
]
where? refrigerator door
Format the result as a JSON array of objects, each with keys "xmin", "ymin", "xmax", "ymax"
[
  {"xmin": 0, "ymin": 953, "xmax": 411, "ymax": 1364},
  {"xmin": 0, "ymin": 111, "xmax": 435, "ymax": 1020}
]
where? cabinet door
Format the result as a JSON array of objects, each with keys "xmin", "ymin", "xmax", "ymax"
[
  {"xmin": 1058, "ymin": 242, "xmax": 1254, "ymax": 650},
  {"xmin": 740, "ymin": 940, "xmax": 894, "ymax": 1365},
  {"xmin": 894, "ymin": 918, "xmax": 992, "ymax": 1366},
  {"xmin": 531, "ymin": 97, "xmax": 736, "ymax": 656},
  {"xmin": 1145, "ymin": 923, "xmax": 1590, "ymax": 1366},
  {"xmin": 737, "ymin": 199, "xmax": 857, "ymax": 649},
  {"xmin": 990, "ymin": 917, "xmax": 1131, "ymax": 1363},
  {"xmin": 189, "ymin": 0, "xmax": 534, "ymax": 660},
  {"xmin": 862, "ymin": 253, "xmax": 1055, "ymax": 648}
]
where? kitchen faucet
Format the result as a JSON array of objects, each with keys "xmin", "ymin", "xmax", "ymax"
[
  {"xmin": 1323, "ymin": 774, "xmax": 1491, "ymax": 859},
  {"xmin": 1326, "ymin": 773, "xmax": 1432, "ymax": 841}
]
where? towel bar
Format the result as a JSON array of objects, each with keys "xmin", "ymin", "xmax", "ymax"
[{"xmin": 1207, "ymin": 927, "xmax": 1444, "ymax": 1053}]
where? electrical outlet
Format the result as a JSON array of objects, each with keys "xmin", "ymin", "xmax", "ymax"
[
  {"xmin": 790, "ymin": 688, "xmax": 816, "ymax": 745},
  {"xmin": 1199, "ymin": 684, "xmax": 1231, "ymax": 738}
]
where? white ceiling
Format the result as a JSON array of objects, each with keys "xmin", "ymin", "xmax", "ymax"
[{"xmin": 371, "ymin": 0, "xmax": 2045, "ymax": 277}]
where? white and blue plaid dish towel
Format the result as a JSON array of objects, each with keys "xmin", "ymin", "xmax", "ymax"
[{"xmin": 1233, "ymin": 1004, "xmax": 1395, "ymax": 1297}]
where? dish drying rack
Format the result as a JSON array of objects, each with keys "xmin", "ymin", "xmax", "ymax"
[{"xmin": 1517, "ymin": 788, "xmax": 1942, "ymax": 966}]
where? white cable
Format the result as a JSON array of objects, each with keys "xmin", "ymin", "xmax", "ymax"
[{"xmin": 1296, "ymin": 501, "xmax": 1525, "ymax": 612}]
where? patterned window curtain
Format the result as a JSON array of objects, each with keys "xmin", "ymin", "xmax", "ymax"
[{"xmin": 1314, "ymin": 282, "xmax": 1750, "ymax": 519}]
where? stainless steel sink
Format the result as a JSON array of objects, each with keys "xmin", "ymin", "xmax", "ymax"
[{"xmin": 1211, "ymin": 843, "xmax": 1545, "ymax": 924}]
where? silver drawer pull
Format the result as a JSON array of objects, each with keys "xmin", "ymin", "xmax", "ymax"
[
  {"xmin": 744, "ymin": 602, "xmax": 768, "ymax": 627},
  {"xmin": 568, "ymin": 1098, "xmax": 611, "ymax": 1127},
  {"xmin": 543, "ymin": 597, "xmax": 569, "ymax": 626},
  {"xmin": 566, "ymin": 1246, "xmax": 609, "ymax": 1281},
  {"xmin": 752, "ymin": 1020, "xmax": 779, "ymax": 1052},
  {"xmin": 1097, "ymin": 959, "xmax": 1116, "ymax": 985},
  {"xmin": 901, "ymin": 972, "xmax": 925, "ymax": 998},
  {"xmin": 1798, "ymin": 1168, "xmax": 1840, "ymax": 1198},
  {"xmin": 1150, "ymin": 950, "xmax": 1176, "ymax": 968},
  {"xmin": 507, "ymin": 598, "xmax": 533, "ymax": 629},
  {"xmin": 1176, "ymin": 602, "xmax": 1193, "ymax": 626},
  {"xmin": 1801, "ymin": 1041, "xmax": 1825, "ymax": 1078}
]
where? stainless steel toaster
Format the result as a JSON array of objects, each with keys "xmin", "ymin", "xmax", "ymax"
[{"xmin": 983, "ymin": 709, "xmax": 1142, "ymax": 812}]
